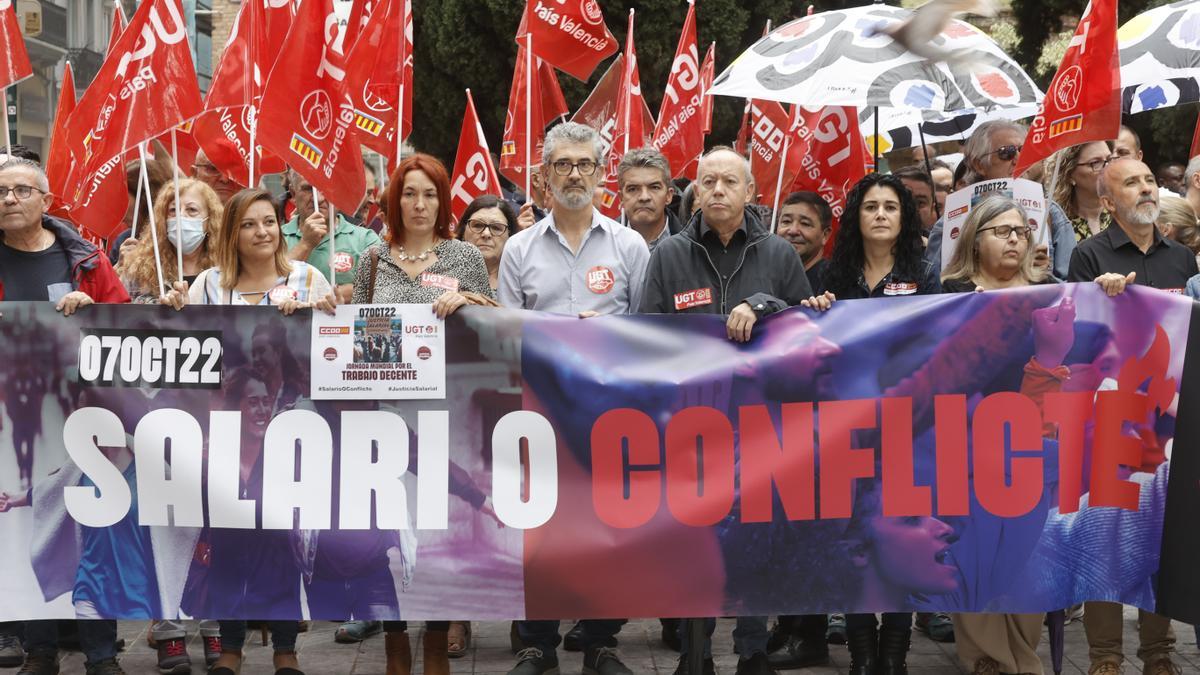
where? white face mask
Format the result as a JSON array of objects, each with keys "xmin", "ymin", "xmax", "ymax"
[{"xmin": 167, "ymin": 216, "xmax": 207, "ymax": 254}]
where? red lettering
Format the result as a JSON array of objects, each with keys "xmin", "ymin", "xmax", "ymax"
[
  {"xmin": 818, "ymin": 400, "xmax": 877, "ymax": 519},
  {"xmin": 933, "ymin": 394, "xmax": 969, "ymax": 516},
  {"xmin": 881, "ymin": 397, "xmax": 931, "ymax": 517},
  {"xmin": 1090, "ymin": 390, "xmax": 1144, "ymax": 510},
  {"xmin": 738, "ymin": 403, "xmax": 815, "ymax": 523},
  {"xmin": 665, "ymin": 407, "xmax": 735, "ymax": 527},
  {"xmin": 591, "ymin": 409, "xmax": 661, "ymax": 528},
  {"xmin": 972, "ymin": 393, "xmax": 1043, "ymax": 517},
  {"xmin": 1044, "ymin": 392, "xmax": 1093, "ymax": 514}
]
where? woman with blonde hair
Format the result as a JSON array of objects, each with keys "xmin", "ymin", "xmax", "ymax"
[
  {"xmin": 1046, "ymin": 141, "xmax": 1112, "ymax": 241},
  {"xmin": 1157, "ymin": 195, "xmax": 1200, "ymax": 265},
  {"xmin": 116, "ymin": 178, "xmax": 223, "ymax": 303},
  {"xmin": 941, "ymin": 195, "xmax": 1048, "ymax": 291}
]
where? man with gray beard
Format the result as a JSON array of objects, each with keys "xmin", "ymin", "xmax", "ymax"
[{"xmin": 1068, "ymin": 159, "xmax": 1198, "ymax": 292}]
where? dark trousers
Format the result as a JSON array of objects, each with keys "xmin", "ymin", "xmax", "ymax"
[
  {"xmin": 23, "ymin": 620, "xmax": 117, "ymax": 666},
  {"xmin": 384, "ymin": 621, "xmax": 450, "ymax": 632},
  {"xmin": 846, "ymin": 613, "xmax": 912, "ymax": 630},
  {"xmin": 517, "ymin": 620, "xmax": 625, "ymax": 653},
  {"xmin": 218, "ymin": 621, "xmax": 299, "ymax": 654}
]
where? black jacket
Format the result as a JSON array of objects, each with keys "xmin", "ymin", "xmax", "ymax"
[{"xmin": 640, "ymin": 206, "xmax": 812, "ymax": 315}]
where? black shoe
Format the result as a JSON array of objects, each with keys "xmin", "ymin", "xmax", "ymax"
[
  {"xmin": 17, "ymin": 649, "xmax": 59, "ymax": 675},
  {"xmin": 766, "ymin": 620, "xmax": 788, "ymax": 654},
  {"xmin": 84, "ymin": 657, "xmax": 125, "ymax": 675},
  {"xmin": 507, "ymin": 647, "xmax": 560, "ymax": 675},
  {"xmin": 660, "ymin": 619, "xmax": 681, "ymax": 652},
  {"xmin": 735, "ymin": 652, "xmax": 778, "ymax": 675},
  {"xmin": 582, "ymin": 646, "xmax": 632, "ymax": 675},
  {"xmin": 509, "ymin": 622, "xmax": 526, "ymax": 655},
  {"xmin": 767, "ymin": 635, "xmax": 830, "ymax": 670},
  {"xmin": 672, "ymin": 656, "xmax": 715, "ymax": 675},
  {"xmin": 563, "ymin": 622, "xmax": 584, "ymax": 652},
  {"xmin": 0, "ymin": 632, "xmax": 25, "ymax": 668},
  {"xmin": 847, "ymin": 626, "xmax": 878, "ymax": 675},
  {"xmin": 877, "ymin": 627, "xmax": 911, "ymax": 675},
  {"xmin": 827, "ymin": 614, "xmax": 847, "ymax": 645}
]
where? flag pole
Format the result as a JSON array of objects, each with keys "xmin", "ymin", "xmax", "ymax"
[
  {"xmin": 247, "ymin": 0, "xmax": 256, "ymax": 186},
  {"xmin": 771, "ymin": 110, "xmax": 793, "ymax": 233},
  {"xmin": 396, "ymin": 0, "xmax": 407, "ymax": 166},
  {"xmin": 139, "ymin": 143, "xmax": 166, "ymax": 298},
  {"xmin": 2, "ymin": 87, "xmax": 10, "ymax": 157},
  {"xmin": 171, "ymin": 130, "xmax": 184, "ymax": 282},
  {"xmin": 313, "ymin": 187, "xmax": 335, "ymax": 288},
  {"xmin": 524, "ymin": 32, "xmax": 532, "ymax": 202},
  {"xmin": 249, "ymin": 105, "xmax": 257, "ymax": 187},
  {"xmin": 129, "ymin": 156, "xmax": 145, "ymax": 240}
]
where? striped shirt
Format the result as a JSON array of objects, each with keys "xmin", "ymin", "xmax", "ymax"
[{"xmin": 188, "ymin": 262, "xmax": 332, "ymax": 306}]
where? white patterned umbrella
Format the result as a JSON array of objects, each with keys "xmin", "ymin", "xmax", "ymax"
[{"xmin": 1119, "ymin": 0, "xmax": 1200, "ymax": 113}]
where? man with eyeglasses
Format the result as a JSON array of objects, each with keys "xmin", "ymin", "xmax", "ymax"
[
  {"xmin": 618, "ymin": 148, "xmax": 683, "ymax": 253},
  {"xmin": 923, "ymin": 121, "xmax": 1076, "ymax": 280},
  {"xmin": 191, "ymin": 149, "xmax": 241, "ymax": 203},
  {"xmin": 281, "ymin": 166, "xmax": 381, "ymax": 303}
]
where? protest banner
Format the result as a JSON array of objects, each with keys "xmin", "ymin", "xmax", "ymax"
[
  {"xmin": 940, "ymin": 178, "xmax": 1049, "ymax": 271},
  {"xmin": 1, "ymin": 284, "xmax": 1198, "ymax": 623}
]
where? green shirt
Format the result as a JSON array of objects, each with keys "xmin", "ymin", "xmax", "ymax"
[{"xmin": 282, "ymin": 213, "xmax": 382, "ymax": 286}]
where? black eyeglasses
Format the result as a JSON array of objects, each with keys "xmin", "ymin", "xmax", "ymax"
[
  {"xmin": 0, "ymin": 185, "xmax": 43, "ymax": 200},
  {"xmin": 989, "ymin": 145, "xmax": 1023, "ymax": 162},
  {"xmin": 551, "ymin": 159, "xmax": 599, "ymax": 176},
  {"xmin": 465, "ymin": 219, "xmax": 508, "ymax": 236},
  {"xmin": 978, "ymin": 224, "xmax": 1032, "ymax": 240},
  {"xmin": 1076, "ymin": 157, "xmax": 1109, "ymax": 173}
]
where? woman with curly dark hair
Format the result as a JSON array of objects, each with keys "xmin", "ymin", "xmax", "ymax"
[{"xmin": 821, "ymin": 173, "xmax": 940, "ymax": 300}]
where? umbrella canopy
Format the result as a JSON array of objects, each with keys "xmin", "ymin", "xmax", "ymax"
[
  {"xmin": 709, "ymin": 4, "xmax": 1041, "ymax": 116},
  {"xmin": 861, "ymin": 102, "xmax": 1040, "ymax": 153},
  {"xmin": 1119, "ymin": 0, "xmax": 1200, "ymax": 114}
]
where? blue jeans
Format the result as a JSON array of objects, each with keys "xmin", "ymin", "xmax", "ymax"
[
  {"xmin": 23, "ymin": 620, "xmax": 118, "ymax": 666},
  {"xmin": 517, "ymin": 620, "xmax": 625, "ymax": 653},
  {"xmin": 218, "ymin": 621, "xmax": 298, "ymax": 654},
  {"xmin": 678, "ymin": 616, "xmax": 769, "ymax": 659},
  {"xmin": 846, "ymin": 613, "xmax": 912, "ymax": 630}
]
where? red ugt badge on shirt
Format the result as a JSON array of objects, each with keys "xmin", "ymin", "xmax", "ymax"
[
  {"xmin": 587, "ymin": 266, "xmax": 615, "ymax": 294},
  {"xmin": 674, "ymin": 287, "xmax": 713, "ymax": 310}
]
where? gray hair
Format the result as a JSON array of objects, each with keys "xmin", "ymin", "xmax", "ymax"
[
  {"xmin": 963, "ymin": 120, "xmax": 1027, "ymax": 183},
  {"xmin": 698, "ymin": 145, "xmax": 752, "ymax": 183},
  {"xmin": 0, "ymin": 158, "xmax": 49, "ymax": 192},
  {"xmin": 542, "ymin": 122, "xmax": 604, "ymax": 165},
  {"xmin": 941, "ymin": 194, "xmax": 1044, "ymax": 285},
  {"xmin": 617, "ymin": 147, "xmax": 671, "ymax": 187},
  {"xmin": 1185, "ymin": 155, "xmax": 1200, "ymax": 188}
]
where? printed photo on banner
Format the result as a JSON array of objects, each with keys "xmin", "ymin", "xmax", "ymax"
[
  {"xmin": 940, "ymin": 177, "xmax": 1048, "ymax": 270},
  {"xmin": 311, "ymin": 303, "xmax": 447, "ymax": 399}
]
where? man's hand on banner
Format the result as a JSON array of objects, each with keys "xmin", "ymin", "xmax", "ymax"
[
  {"xmin": 432, "ymin": 291, "xmax": 469, "ymax": 319},
  {"xmin": 160, "ymin": 280, "xmax": 188, "ymax": 311},
  {"xmin": 1032, "ymin": 296, "xmax": 1076, "ymax": 369},
  {"xmin": 801, "ymin": 292, "xmax": 837, "ymax": 312},
  {"xmin": 1095, "ymin": 272, "xmax": 1135, "ymax": 297},
  {"xmin": 56, "ymin": 291, "xmax": 94, "ymax": 317},
  {"xmin": 0, "ymin": 489, "xmax": 31, "ymax": 513},
  {"xmin": 727, "ymin": 302, "xmax": 758, "ymax": 343}
]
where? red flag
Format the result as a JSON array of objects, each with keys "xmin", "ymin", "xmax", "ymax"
[
  {"xmin": 539, "ymin": 58, "xmax": 569, "ymax": 122},
  {"xmin": 66, "ymin": 0, "xmax": 204, "ymax": 183},
  {"xmin": 699, "ymin": 41, "xmax": 715, "ymax": 135},
  {"xmin": 344, "ymin": 0, "xmax": 379, "ymax": 50},
  {"xmin": 105, "ymin": 3, "xmax": 127, "ymax": 57},
  {"xmin": 192, "ymin": 107, "xmax": 285, "ymax": 188},
  {"xmin": 500, "ymin": 37, "xmax": 545, "ymax": 190},
  {"xmin": 517, "ymin": 0, "xmax": 618, "ymax": 81},
  {"xmin": 0, "ymin": 0, "xmax": 32, "ymax": 89},
  {"xmin": 67, "ymin": 154, "xmax": 130, "ymax": 240},
  {"xmin": 343, "ymin": 0, "xmax": 414, "ymax": 161},
  {"xmin": 788, "ymin": 105, "xmax": 868, "ymax": 252},
  {"xmin": 748, "ymin": 100, "xmax": 801, "ymax": 209},
  {"xmin": 163, "ymin": 120, "xmax": 199, "ymax": 175},
  {"xmin": 47, "ymin": 63, "xmax": 76, "ymax": 217},
  {"xmin": 1013, "ymin": 0, "xmax": 1120, "ymax": 178},
  {"xmin": 259, "ymin": 0, "xmax": 365, "ymax": 213},
  {"xmin": 1191, "ymin": 111, "xmax": 1200, "ymax": 162},
  {"xmin": 569, "ymin": 54, "xmax": 655, "ymax": 177},
  {"xmin": 598, "ymin": 10, "xmax": 651, "ymax": 219},
  {"xmin": 652, "ymin": 1, "xmax": 703, "ymax": 180},
  {"xmin": 450, "ymin": 89, "xmax": 503, "ymax": 222}
]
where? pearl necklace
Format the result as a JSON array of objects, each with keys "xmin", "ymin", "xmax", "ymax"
[{"xmin": 395, "ymin": 242, "xmax": 437, "ymax": 262}]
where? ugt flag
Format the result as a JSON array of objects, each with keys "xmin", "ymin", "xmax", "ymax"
[
  {"xmin": 450, "ymin": 89, "xmax": 503, "ymax": 222},
  {"xmin": 653, "ymin": 1, "xmax": 704, "ymax": 180},
  {"xmin": 0, "ymin": 0, "xmax": 32, "ymax": 89},
  {"xmin": 517, "ymin": 0, "xmax": 617, "ymax": 81}
]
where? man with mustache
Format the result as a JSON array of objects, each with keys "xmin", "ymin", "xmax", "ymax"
[
  {"xmin": 777, "ymin": 191, "xmax": 832, "ymax": 295},
  {"xmin": 1067, "ymin": 158, "xmax": 1194, "ymax": 675},
  {"xmin": 617, "ymin": 148, "xmax": 683, "ymax": 254}
]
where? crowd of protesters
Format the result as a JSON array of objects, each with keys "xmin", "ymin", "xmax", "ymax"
[{"xmin": 0, "ymin": 114, "xmax": 1196, "ymax": 675}]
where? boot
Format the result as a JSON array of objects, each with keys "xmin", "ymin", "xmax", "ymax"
[
  {"xmin": 423, "ymin": 628, "xmax": 450, "ymax": 675},
  {"xmin": 877, "ymin": 627, "xmax": 910, "ymax": 675},
  {"xmin": 385, "ymin": 631, "xmax": 412, "ymax": 675},
  {"xmin": 846, "ymin": 625, "xmax": 877, "ymax": 675}
]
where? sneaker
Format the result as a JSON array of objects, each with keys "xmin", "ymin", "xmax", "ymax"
[
  {"xmin": 155, "ymin": 638, "xmax": 190, "ymax": 674},
  {"xmin": 17, "ymin": 650, "xmax": 59, "ymax": 675},
  {"xmin": 202, "ymin": 635, "xmax": 222, "ymax": 666},
  {"xmin": 84, "ymin": 658, "xmax": 125, "ymax": 675},
  {"xmin": 335, "ymin": 621, "xmax": 383, "ymax": 644},
  {"xmin": 1143, "ymin": 659, "xmax": 1182, "ymax": 675},
  {"xmin": 735, "ymin": 652, "xmax": 779, "ymax": 675},
  {"xmin": 767, "ymin": 636, "xmax": 829, "ymax": 670},
  {"xmin": 507, "ymin": 647, "xmax": 559, "ymax": 675},
  {"xmin": 0, "ymin": 633, "xmax": 25, "ymax": 668},
  {"xmin": 826, "ymin": 614, "xmax": 847, "ymax": 645},
  {"xmin": 583, "ymin": 646, "xmax": 632, "ymax": 675},
  {"xmin": 915, "ymin": 612, "xmax": 955, "ymax": 642},
  {"xmin": 563, "ymin": 622, "xmax": 584, "ymax": 652},
  {"xmin": 1066, "ymin": 604, "xmax": 1086, "ymax": 624},
  {"xmin": 1088, "ymin": 663, "xmax": 1121, "ymax": 675},
  {"xmin": 672, "ymin": 656, "xmax": 716, "ymax": 675}
]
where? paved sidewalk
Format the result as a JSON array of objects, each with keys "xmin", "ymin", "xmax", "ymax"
[{"xmin": 26, "ymin": 612, "xmax": 1200, "ymax": 674}]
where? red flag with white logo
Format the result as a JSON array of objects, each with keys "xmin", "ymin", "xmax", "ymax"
[
  {"xmin": 788, "ymin": 105, "xmax": 868, "ymax": 249},
  {"xmin": 259, "ymin": 0, "xmax": 365, "ymax": 213},
  {"xmin": 569, "ymin": 54, "xmax": 655, "ymax": 186},
  {"xmin": 66, "ymin": 0, "xmax": 204, "ymax": 184},
  {"xmin": 539, "ymin": 58, "xmax": 569, "ymax": 123},
  {"xmin": 67, "ymin": 154, "xmax": 130, "ymax": 240},
  {"xmin": 598, "ymin": 10, "xmax": 651, "ymax": 219},
  {"xmin": 517, "ymin": 0, "xmax": 617, "ymax": 81},
  {"xmin": 105, "ymin": 4, "xmax": 126, "ymax": 57},
  {"xmin": 652, "ymin": 1, "xmax": 703, "ymax": 180},
  {"xmin": 1013, "ymin": 0, "xmax": 1119, "ymax": 178},
  {"xmin": 748, "ymin": 100, "xmax": 801, "ymax": 209},
  {"xmin": 343, "ymin": 0, "xmax": 413, "ymax": 162},
  {"xmin": 450, "ymin": 89, "xmax": 503, "ymax": 222},
  {"xmin": 699, "ymin": 42, "xmax": 715, "ymax": 135},
  {"xmin": 499, "ymin": 37, "xmax": 545, "ymax": 190},
  {"xmin": 344, "ymin": 0, "xmax": 379, "ymax": 51},
  {"xmin": 47, "ymin": 63, "xmax": 76, "ymax": 218},
  {"xmin": 0, "ymin": 0, "xmax": 32, "ymax": 90}
]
